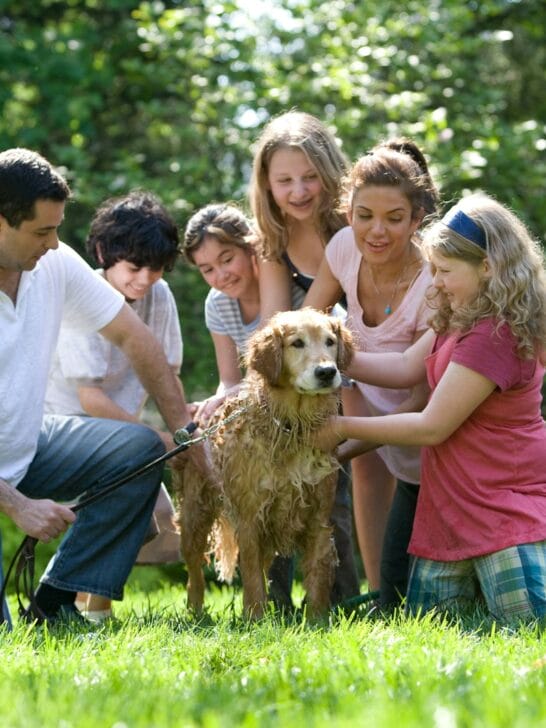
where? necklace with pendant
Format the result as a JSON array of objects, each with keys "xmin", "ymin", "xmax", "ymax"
[{"xmin": 368, "ymin": 255, "xmax": 412, "ymax": 316}]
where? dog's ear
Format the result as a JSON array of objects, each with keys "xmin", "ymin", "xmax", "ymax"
[
  {"xmin": 330, "ymin": 318, "xmax": 354, "ymax": 371},
  {"xmin": 245, "ymin": 324, "xmax": 284, "ymax": 385}
]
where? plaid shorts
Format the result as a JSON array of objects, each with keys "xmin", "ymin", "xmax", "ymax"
[{"xmin": 406, "ymin": 540, "xmax": 546, "ymax": 621}]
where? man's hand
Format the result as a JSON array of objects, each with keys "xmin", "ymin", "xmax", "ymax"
[
  {"xmin": 187, "ymin": 441, "xmax": 212, "ymax": 479},
  {"xmin": 167, "ymin": 428, "xmax": 211, "ymax": 479},
  {"xmin": 11, "ymin": 496, "xmax": 75, "ymax": 543}
]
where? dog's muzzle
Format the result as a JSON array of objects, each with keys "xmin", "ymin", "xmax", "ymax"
[
  {"xmin": 314, "ymin": 364, "xmax": 338, "ymax": 386},
  {"xmin": 294, "ymin": 363, "xmax": 341, "ymax": 394}
]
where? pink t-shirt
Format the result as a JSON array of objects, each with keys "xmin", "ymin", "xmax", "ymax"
[
  {"xmin": 326, "ymin": 226, "xmax": 433, "ymax": 483},
  {"xmin": 409, "ymin": 318, "xmax": 546, "ymax": 561}
]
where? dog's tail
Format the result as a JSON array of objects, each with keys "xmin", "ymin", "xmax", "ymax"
[{"xmin": 212, "ymin": 516, "xmax": 239, "ymax": 583}]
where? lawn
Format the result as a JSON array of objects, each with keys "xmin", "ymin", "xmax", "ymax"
[{"xmin": 1, "ymin": 572, "xmax": 546, "ymax": 728}]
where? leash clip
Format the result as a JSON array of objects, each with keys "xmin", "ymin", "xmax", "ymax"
[{"xmin": 173, "ymin": 420, "xmax": 198, "ymax": 445}]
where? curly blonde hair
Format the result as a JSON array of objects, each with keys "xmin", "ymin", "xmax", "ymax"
[
  {"xmin": 248, "ymin": 111, "xmax": 348, "ymax": 261},
  {"xmin": 422, "ymin": 192, "xmax": 546, "ymax": 359}
]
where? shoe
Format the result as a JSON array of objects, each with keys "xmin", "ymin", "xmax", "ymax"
[
  {"xmin": 20, "ymin": 602, "xmax": 91, "ymax": 628},
  {"xmin": 52, "ymin": 603, "xmax": 93, "ymax": 627}
]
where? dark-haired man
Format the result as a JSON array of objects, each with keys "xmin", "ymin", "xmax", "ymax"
[{"xmin": 0, "ymin": 148, "xmax": 198, "ymax": 625}]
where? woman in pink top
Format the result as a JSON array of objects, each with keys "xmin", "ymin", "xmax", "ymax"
[
  {"xmin": 305, "ymin": 139, "xmax": 440, "ymax": 607},
  {"xmin": 315, "ymin": 193, "xmax": 546, "ymax": 622}
]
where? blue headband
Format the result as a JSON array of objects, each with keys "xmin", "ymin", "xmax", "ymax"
[{"xmin": 441, "ymin": 207, "xmax": 487, "ymax": 250}]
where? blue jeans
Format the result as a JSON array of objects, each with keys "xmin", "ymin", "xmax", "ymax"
[
  {"xmin": 0, "ymin": 538, "xmax": 12, "ymax": 628},
  {"xmin": 13, "ymin": 415, "xmax": 164, "ymax": 600}
]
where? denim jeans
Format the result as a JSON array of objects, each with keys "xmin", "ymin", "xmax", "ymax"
[
  {"xmin": 13, "ymin": 415, "xmax": 164, "ymax": 601},
  {"xmin": 0, "ymin": 536, "xmax": 12, "ymax": 628}
]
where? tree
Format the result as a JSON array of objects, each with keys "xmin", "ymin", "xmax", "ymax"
[{"xmin": 1, "ymin": 0, "xmax": 544, "ymax": 397}]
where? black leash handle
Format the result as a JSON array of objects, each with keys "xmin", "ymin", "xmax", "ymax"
[
  {"xmin": 0, "ymin": 423, "xmax": 198, "ymax": 625},
  {"xmin": 72, "ymin": 422, "xmax": 197, "ymax": 513}
]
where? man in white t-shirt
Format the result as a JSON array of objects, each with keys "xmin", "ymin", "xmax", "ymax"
[{"xmin": 0, "ymin": 148, "xmax": 200, "ymax": 626}]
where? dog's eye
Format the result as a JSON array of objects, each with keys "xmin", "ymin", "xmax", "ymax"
[
  {"xmin": 291, "ymin": 338, "xmax": 305, "ymax": 348},
  {"xmin": 325, "ymin": 337, "xmax": 336, "ymax": 347}
]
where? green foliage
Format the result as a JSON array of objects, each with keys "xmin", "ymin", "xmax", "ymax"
[{"xmin": 1, "ymin": 0, "xmax": 545, "ymax": 397}]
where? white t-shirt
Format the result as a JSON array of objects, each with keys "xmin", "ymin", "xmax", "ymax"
[
  {"xmin": 205, "ymin": 277, "xmax": 338, "ymax": 355},
  {"xmin": 0, "ymin": 244, "xmax": 124, "ymax": 485},
  {"xmin": 204, "ymin": 288, "xmax": 260, "ymax": 355},
  {"xmin": 46, "ymin": 275, "xmax": 182, "ymax": 417}
]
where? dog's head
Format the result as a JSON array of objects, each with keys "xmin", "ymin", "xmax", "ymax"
[{"xmin": 246, "ymin": 307, "xmax": 354, "ymax": 394}]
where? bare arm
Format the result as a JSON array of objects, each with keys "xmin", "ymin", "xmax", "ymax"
[
  {"xmin": 316, "ymin": 362, "xmax": 496, "ymax": 451},
  {"xmin": 78, "ymin": 380, "xmax": 177, "ymax": 451},
  {"xmin": 303, "ymin": 256, "xmax": 343, "ymax": 312},
  {"xmin": 193, "ymin": 332, "xmax": 243, "ymax": 423},
  {"xmin": 335, "ymin": 379, "xmax": 430, "ymax": 462},
  {"xmin": 100, "ymin": 304, "xmax": 192, "ymax": 433},
  {"xmin": 213, "ymin": 332, "xmax": 243, "ymax": 392},
  {"xmin": 345, "ymin": 329, "xmax": 435, "ymax": 389},
  {"xmin": 0, "ymin": 478, "xmax": 75, "ymax": 542},
  {"xmin": 78, "ymin": 385, "xmax": 140, "ymax": 423},
  {"xmin": 258, "ymin": 257, "xmax": 292, "ymax": 324}
]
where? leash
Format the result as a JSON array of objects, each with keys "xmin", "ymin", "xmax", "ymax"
[
  {"xmin": 336, "ymin": 590, "xmax": 380, "ymax": 612},
  {"xmin": 1, "ymin": 407, "xmax": 249, "ymax": 625}
]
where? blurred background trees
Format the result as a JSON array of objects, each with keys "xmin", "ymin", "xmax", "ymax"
[{"xmin": 1, "ymin": 0, "xmax": 545, "ymax": 398}]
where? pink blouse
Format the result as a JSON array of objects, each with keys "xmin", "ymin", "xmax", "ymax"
[{"xmin": 326, "ymin": 226, "xmax": 433, "ymax": 483}]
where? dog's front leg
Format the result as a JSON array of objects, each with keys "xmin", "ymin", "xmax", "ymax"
[
  {"xmin": 300, "ymin": 475, "xmax": 337, "ymax": 618},
  {"xmin": 182, "ymin": 524, "xmax": 209, "ymax": 614},
  {"xmin": 173, "ymin": 470, "xmax": 216, "ymax": 614},
  {"xmin": 301, "ymin": 524, "xmax": 336, "ymax": 618},
  {"xmin": 238, "ymin": 530, "xmax": 267, "ymax": 620}
]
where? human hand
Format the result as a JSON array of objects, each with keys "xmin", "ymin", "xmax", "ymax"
[
  {"xmin": 193, "ymin": 394, "xmax": 226, "ymax": 425},
  {"xmin": 188, "ymin": 401, "xmax": 200, "ymax": 418},
  {"xmin": 311, "ymin": 415, "xmax": 346, "ymax": 453},
  {"xmin": 12, "ymin": 496, "xmax": 76, "ymax": 543},
  {"xmin": 165, "ymin": 425, "xmax": 211, "ymax": 476},
  {"xmin": 186, "ymin": 440, "xmax": 212, "ymax": 479},
  {"xmin": 157, "ymin": 429, "xmax": 177, "ymax": 451},
  {"xmin": 334, "ymin": 438, "xmax": 379, "ymax": 463}
]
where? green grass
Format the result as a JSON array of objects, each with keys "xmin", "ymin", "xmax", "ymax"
[{"xmin": 1, "ymin": 578, "xmax": 546, "ymax": 728}]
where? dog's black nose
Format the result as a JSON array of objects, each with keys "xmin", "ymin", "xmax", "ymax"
[{"xmin": 314, "ymin": 364, "xmax": 337, "ymax": 384}]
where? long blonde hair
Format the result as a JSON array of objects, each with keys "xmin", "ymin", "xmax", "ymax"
[
  {"xmin": 423, "ymin": 192, "xmax": 546, "ymax": 358},
  {"xmin": 248, "ymin": 111, "xmax": 348, "ymax": 261}
]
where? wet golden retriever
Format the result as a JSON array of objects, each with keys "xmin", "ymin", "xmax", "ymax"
[{"xmin": 173, "ymin": 308, "xmax": 354, "ymax": 619}]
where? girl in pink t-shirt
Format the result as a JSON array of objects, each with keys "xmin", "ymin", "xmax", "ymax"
[
  {"xmin": 315, "ymin": 192, "xmax": 546, "ymax": 622},
  {"xmin": 305, "ymin": 139, "xmax": 439, "ymax": 606}
]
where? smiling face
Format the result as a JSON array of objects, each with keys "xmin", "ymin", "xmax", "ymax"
[
  {"xmin": 104, "ymin": 260, "xmax": 164, "ymax": 301},
  {"xmin": 192, "ymin": 235, "xmax": 258, "ymax": 300},
  {"xmin": 431, "ymin": 251, "xmax": 488, "ymax": 310},
  {"xmin": 349, "ymin": 185, "xmax": 421, "ymax": 266},
  {"xmin": 0, "ymin": 198, "xmax": 65, "ymax": 272},
  {"xmin": 267, "ymin": 147, "xmax": 324, "ymax": 223}
]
